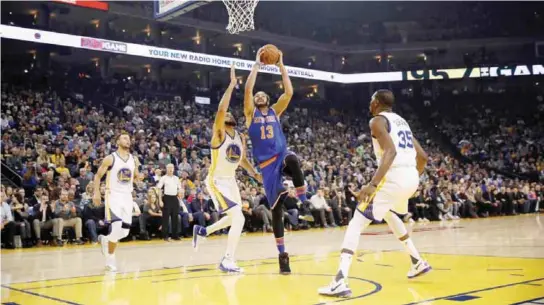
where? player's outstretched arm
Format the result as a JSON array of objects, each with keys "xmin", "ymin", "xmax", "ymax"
[
  {"xmin": 412, "ymin": 137, "xmax": 429, "ymax": 175},
  {"xmin": 271, "ymin": 51, "xmax": 293, "ymax": 118},
  {"xmin": 244, "ymin": 48, "xmax": 264, "ymax": 125},
  {"xmin": 92, "ymin": 155, "xmax": 113, "ymax": 206},
  {"xmin": 239, "ymin": 136, "xmax": 262, "ymax": 183},
  {"xmin": 212, "ymin": 65, "xmax": 237, "ymax": 147}
]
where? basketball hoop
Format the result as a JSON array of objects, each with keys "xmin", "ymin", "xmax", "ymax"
[{"xmin": 222, "ymin": 0, "xmax": 259, "ymax": 35}]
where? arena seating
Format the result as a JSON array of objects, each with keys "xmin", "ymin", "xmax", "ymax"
[{"xmin": 1, "ymin": 74, "xmax": 542, "ymax": 249}]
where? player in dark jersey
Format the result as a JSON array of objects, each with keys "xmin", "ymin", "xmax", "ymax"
[{"xmin": 244, "ymin": 47, "xmax": 312, "ymax": 274}]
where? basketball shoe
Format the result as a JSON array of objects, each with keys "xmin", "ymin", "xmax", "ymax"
[
  {"xmin": 279, "ymin": 252, "xmax": 291, "ymax": 274},
  {"xmin": 318, "ymin": 278, "xmax": 352, "ymax": 298},
  {"xmin": 219, "ymin": 257, "xmax": 243, "ymax": 273},
  {"xmin": 98, "ymin": 235, "xmax": 117, "ymax": 272},
  {"xmin": 407, "ymin": 260, "xmax": 432, "ymax": 278}
]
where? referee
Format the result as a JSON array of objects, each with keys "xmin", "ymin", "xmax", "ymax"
[{"xmin": 156, "ymin": 163, "xmax": 182, "ymax": 241}]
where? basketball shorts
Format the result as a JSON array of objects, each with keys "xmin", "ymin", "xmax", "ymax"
[
  {"xmin": 357, "ymin": 167, "xmax": 420, "ymax": 221},
  {"xmin": 206, "ymin": 176, "xmax": 241, "ymax": 214},
  {"xmin": 105, "ymin": 190, "xmax": 134, "ymax": 225},
  {"xmin": 259, "ymin": 150, "xmax": 295, "ymax": 209}
]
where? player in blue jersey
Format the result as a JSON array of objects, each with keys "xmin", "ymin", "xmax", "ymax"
[{"xmin": 244, "ymin": 47, "xmax": 312, "ymax": 274}]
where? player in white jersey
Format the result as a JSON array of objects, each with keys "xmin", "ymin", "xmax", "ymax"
[
  {"xmin": 192, "ymin": 65, "xmax": 261, "ymax": 273},
  {"xmin": 93, "ymin": 132, "xmax": 140, "ymax": 272},
  {"xmin": 319, "ymin": 90, "xmax": 431, "ymax": 297}
]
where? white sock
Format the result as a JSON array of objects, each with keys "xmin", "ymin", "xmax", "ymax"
[
  {"xmin": 337, "ymin": 252, "xmax": 353, "ymax": 281},
  {"xmin": 106, "ymin": 253, "xmax": 116, "ymax": 266},
  {"xmin": 384, "ymin": 211, "xmax": 422, "ymax": 264},
  {"xmin": 224, "ymin": 207, "xmax": 244, "ymax": 260},
  {"xmin": 206, "ymin": 214, "xmax": 232, "ymax": 236},
  {"xmin": 336, "ymin": 212, "xmax": 372, "ymax": 280}
]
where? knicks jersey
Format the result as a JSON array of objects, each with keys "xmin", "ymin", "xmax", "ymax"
[
  {"xmin": 372, "ymin": 112, "xmax": 417, "ymax": 168},
  {"xmin": 248, "ymin": 108, "xmax": 287, "ymax": 163},
  {"xmin": 107, "ymin": 152, "xmax": 135, "ymax": 194},
  {"xmin": 208, "ymin": 131, "xmax": 244, "ymax": 178}
]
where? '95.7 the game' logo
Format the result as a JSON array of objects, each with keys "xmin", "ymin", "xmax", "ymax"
[{"xmin": 117, "ymin": 168, "xmax": 133, "ymax": 184}]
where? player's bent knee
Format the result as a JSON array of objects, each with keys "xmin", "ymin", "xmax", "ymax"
[
  {"xmin": 108, "ymin": 221, "xmax": 130, "ymax": 243},
  {"xmin": 284, "ymin": 154, "xmax": 299, "ymax": 166}
]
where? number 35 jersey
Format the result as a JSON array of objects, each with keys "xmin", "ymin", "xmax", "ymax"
[
  {"xmin": 371, "ymin": 111, "xmax": 417, "ymax": 169},
  {"xmin": 248, "ymin": 108, "xmax": 287, "ymax": 164}
]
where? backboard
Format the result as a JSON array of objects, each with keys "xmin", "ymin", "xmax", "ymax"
[{"xmin": 154, "ymin": 0, "xmax": 212, "ymax": 21}]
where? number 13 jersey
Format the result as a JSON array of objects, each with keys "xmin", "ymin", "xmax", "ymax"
[
  {"xmin": 371, "ymin": 111, "xmax": 417, "ymax": 168},
  {"xmin": 248, "ymin": 108, "xmax": 287, "ymax": 164}
]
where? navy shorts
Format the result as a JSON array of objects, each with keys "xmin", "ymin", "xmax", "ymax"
[{"xmin": 259, "ymin": 150, "xmax": 295, "ymax": 209}]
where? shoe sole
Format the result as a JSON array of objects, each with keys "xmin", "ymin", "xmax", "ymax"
[
  {"xmin": 319, "ymin": 290, "xmax": 352, "ymax": 298},
  {"xmin": 408, "ymin": 265, "xmax": 432, "ymax": 279},
  {"xmin": 219, "ymin": 264, "xmax": 243, "ymax": 273}
]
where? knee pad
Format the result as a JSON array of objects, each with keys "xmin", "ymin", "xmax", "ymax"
[{"xmin": 284, "ymin": 154, "xmax": 300, "ymax": 168}]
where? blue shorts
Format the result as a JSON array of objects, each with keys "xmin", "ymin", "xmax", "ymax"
[{"xmin": 258, "ymin": 150, "xmax": 294, "ymax": 209}]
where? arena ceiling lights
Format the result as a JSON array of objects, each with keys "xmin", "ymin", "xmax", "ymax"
[{"xmin": 1, "ymin": 25, "xmax": 543, "ymax": 84}]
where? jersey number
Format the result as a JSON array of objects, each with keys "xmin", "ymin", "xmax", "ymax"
[
  {"xmin": 397, "ymin": 130, "xmax": 413, "ymax": 149},
  {"xmin": 260, "ymin": 125, "xmax": 274, "ymax": 139}
]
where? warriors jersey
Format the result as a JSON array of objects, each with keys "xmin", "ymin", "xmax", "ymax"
[
  {"xmin": 208, "ymin": 130, "xmax": 244, "ymax": 178},
  {"xmin": 106, "ymin": 152, "xmax": 136, "ymax": 194},
  {"xmin": 371, "ymin": 111, "xmax": 417, "ymax": 168}
]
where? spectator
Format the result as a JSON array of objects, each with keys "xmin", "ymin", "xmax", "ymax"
[
  {"xmin": 310, "ymin": 188, "xmax": 336, "ymax": 227},
  {"xmin": 22, "ymin": 166, "xmax": 39, "ymax": 196},
  {"xmin": 139, "ymin": 188, "xmax": 162, "ymax": 239},
  {"xmin": 329, "ymin": 188, "xmax": 352, "ymax": 225},
  {"xmin": 190, "ymin": 192, "xmax": 218, "ymax": 228},
  {"xmin": 283, "ymin": 188, "xmax": 301, "ymax": 230},
  {"xmin": 246, "ymin": 188, "xmax": 273, "ymax": 232},
  {"xmin": 55, "ymin": 159, "xmax": 71, "ymax": 178},
  {"xmin": 50, "ymin": 147, "xmax": 65, "ymax": 168},
  {"xmin": 129, "ymin": 193, "xmax": 143, "ymax": 239},
  {"xmin": 77, "ymin": 167, "xmax": 92, "ymax": 192},
  {"xmin": 1, "ymin": 191, "xmax": 16, "ymax": 249},
  {"xmin": 409, "ymin": 188, "xmax": 431, "ymax": 222},
  {"xmin": 177, "ymin": 189, "xmax": 193, "ymax": 238},
  {"xmin": 54, "ymin": 189, "xmax": 84, "ymax": 245},
  {"xmin": 82, "ymin": 190, "xmax": 107, "ymax": 244},
  {"xmin": 10, "ymin": 191, "xmax": 33, "ymax": 247},
  {"xmin": 512, "ymin": 187, "xmax": 527, "ymax": 214},
  {"xmin": 32, "ymin": 194, "xmax": 64, "ymax": 247}
]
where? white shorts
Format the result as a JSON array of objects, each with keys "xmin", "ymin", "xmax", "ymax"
[
  {"xmin": 358, "ymin": 167, "xmax": 420, "ymax": 221},
  {"xmin": 206, "ymin": 176, "xmax": 242, "ymax": 214},
  {"xmin": 105, "ymin": 190, "xmax": 133, "ymax": 224}
]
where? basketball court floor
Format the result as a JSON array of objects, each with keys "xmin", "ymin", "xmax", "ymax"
[{"xmin": 1, "ymin": 215, "xmax": 543, "ymax": 305}]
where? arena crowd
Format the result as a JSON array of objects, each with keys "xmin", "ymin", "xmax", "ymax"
[{"xmin": 1, "ymin": 77, "xmax": 542, "ymax": 249}]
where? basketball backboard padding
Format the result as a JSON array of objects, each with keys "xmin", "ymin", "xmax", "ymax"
[{"xmin": 154, "ymin": 0, "xmax": 211, "ymax": 21}]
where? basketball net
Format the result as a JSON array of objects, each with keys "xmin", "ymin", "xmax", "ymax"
[{"xmin": 222, "ymin": 0, "xmax": 259, "ymax": 34}]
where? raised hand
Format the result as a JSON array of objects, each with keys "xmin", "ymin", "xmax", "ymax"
[
  {"xmin": 255, "ymin": 47, "xmax": 264, "ymax": 64},
  {"xmin": 276, "ymin": 50, "xmax": 284, "ymax": 67},
  {"xmin": 230, "ymin": 64, "xmax": 237, "ymax": 87}
]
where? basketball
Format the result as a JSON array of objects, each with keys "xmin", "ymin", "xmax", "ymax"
[{"xmin": 260, "ymin": 44, "xmax": 280, "ymax": 65}]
